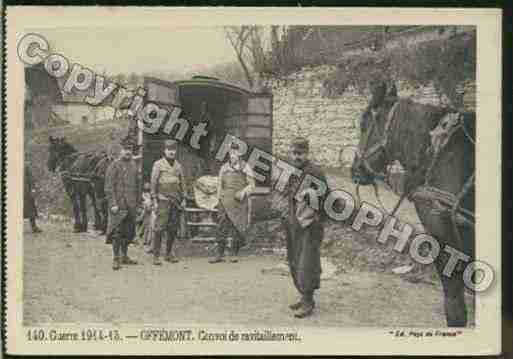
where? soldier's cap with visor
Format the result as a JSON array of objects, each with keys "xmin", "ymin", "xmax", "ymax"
[
  {"xmin": 291, "ymin": 137, "xmax": 309, "ymax": 152},
  {"xmin": 229, "ymin": 141, "xmax": 241, "ymax": 150},
  {"xmin": 163, "ymin": 139, "xmax": 178, "ymax": 149}
]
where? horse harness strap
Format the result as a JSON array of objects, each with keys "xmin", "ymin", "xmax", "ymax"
[
  {"xmin": 417, "ymin": 112, "xmax": 475, "ymax": 217},
  {"xmin": 363, "ymin": 101, "xmax": 400, "ymax": 162},
  {"xmin": 409, "ymin": 184, "xmax": 474, "ymax": 224},
  {"xmin": 60, "ymin": 170, "xmax": 95, "ymax": 184},
  {"xmin": 408, "ymin": 112, "xmax": 475, "ymax": 249},
  {"xmin": 366, "ymin": 108, "xmax": 475, "ymax": 229},
  {"xmin": 59, "ymin": 154, "xmax": 113, "ymax": 184},
  {"xmin": 359, "ymin": 101, "xmax": 406, "ymax": 216}
]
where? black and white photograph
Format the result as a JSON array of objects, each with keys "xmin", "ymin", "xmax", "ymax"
[{"xmin": 5, "ymin": 7, "xmax": 502, "ymax": 356}]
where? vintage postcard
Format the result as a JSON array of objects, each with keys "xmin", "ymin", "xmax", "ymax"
[{"xmin": 5, "ymin": 6, "xmax": 502, "ymax": 355}]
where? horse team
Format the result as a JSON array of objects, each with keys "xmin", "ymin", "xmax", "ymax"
[
  {"xmin": 47, "ymin": 135, "xmax": 115, "ymax": 234},
  {"xmin": 44, "ymin": 78, "xmax": 475, "ymax": 327}
]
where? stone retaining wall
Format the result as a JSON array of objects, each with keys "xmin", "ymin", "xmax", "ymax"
[{"xmin": 268, "ymin": 67, "xmax": 475, "ymax": 168}]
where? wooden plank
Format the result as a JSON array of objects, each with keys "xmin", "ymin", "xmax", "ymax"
[
  {"xmin": 187, "ymin": 222, "xmax": 218, "ymax": 227},
  {"xmin": 246, "ymin": 126, "xmax": 271, "ymax": 138},
  {"xmin": 185, "ymin": 207, "xmax": 218, "ymax": 213},
  {"xmin": 250, "ymin": 187, "xmax": 271, "ymax": 195},
  {"xmin": 189, "ymin": 236, "xmax": 217, "ymax": 242},
  {"xmin": 144, "ymin": 79, "xmax": 179, "ymax": 105},
  {"xmin": 248, "ymin": 96, "xmax": 272, "ymax": 114},
  {"xmin": 247, "ymin": 114, "xmax": 272, "ymax": 127}
]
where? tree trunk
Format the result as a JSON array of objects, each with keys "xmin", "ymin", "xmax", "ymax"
[{"xmin": 236, "ymin": 51, "xmax": 254, "ymax": 89}]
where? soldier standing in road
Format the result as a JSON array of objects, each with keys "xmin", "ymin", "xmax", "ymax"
[
  {"xmin": 150, "ymin": 139, "xmax": 186, "ymax": 265},
  {"xmin": 283, "ymin": 137, "xmax": 329, "ymax": 318},
  {"xmin": 209, "ymin": 142, "xmax": 255, "ymax": 264},
  {"xmin": 24, "ymin": 162, "xmax": 42, "ymax": 233},
  {"xmin": 105, "ymin": 138, "xmax": 140, "ymax": 270}
]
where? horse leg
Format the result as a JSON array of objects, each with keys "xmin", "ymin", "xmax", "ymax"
[
  {"xmin": 101, "ymin": 198, "xmax": 108, "ymax": 234},
  {"xmin": 434, "ymin": 249, "xmax": 468, "ymax": 327},
  {"xmin": 415, "ymin": 203, "xmax": 469, "ymax": 327},
  {"xmin": 94, "ymin": 180, "xmax": 108, "ymax": 234},
  {"xmin": 65, "ymin": 181, "xmax": 82, "ymax": 232},
  {"xmin": 440, "ymin": 222, "xmax": 475, "ymax": 326},
  {"xmin": 78, "ymin": 191, "xmax": 88, "ymax": 233},
  {"xmin": 89, "ymin": 186, "xmax": 102, "ymax": 231}
]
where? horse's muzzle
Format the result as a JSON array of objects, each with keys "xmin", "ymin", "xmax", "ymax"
[{"xmin": 351, "ymin": 163, "xmax": 375, "ymax": 186}]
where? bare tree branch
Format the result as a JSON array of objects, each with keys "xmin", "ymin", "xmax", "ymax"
[{"xmin": 224, "ymin": 26, "xmax": 254, "ymax": 89}]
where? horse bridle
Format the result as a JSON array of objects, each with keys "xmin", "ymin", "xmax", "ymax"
[
  {"xmin": 357, "ymin": 104, "xmax": 473, "ymax": 218},
  {"xmin": 357, "ymin": 102, "xmax": 400, "ymax": 181}
]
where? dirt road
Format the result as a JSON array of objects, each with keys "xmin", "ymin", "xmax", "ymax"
[{"xmin": 22, "ymin": 220, "xmax": 473, "ymax": 328}]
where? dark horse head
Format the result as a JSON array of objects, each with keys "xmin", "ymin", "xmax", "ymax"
[
  {"xmin": 351, "ymin": 79, "xmax": 397, "ymax": 186},
  {"xmin": 47, "ymin": 136, "xmax": 77, "ymax": 172}
]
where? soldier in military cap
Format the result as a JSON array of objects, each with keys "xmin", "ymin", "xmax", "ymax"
[
  {"xmin": 283, "ymin": 136, "xmax": 329, "ymax": 318},
  {"xmin": 24, "ymin": 161, "xmax": 42, "ymax": 233},
  {"xmin": 105, "ymin": 138, "xmax": 140, "ymax": 270},
  {"xmin": 150, "ymin": 139, "xmax": 186, "ymax": 265}
]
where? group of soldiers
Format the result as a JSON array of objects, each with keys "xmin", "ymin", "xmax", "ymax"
[
  {"xmin": 104, "ymin": 138, "xmax": 185, "ymax": 269},
  {"xmin": 103, "ymin": 137, "xmax": 255, "ymax": 269},
  {"xmin": 25, "ymin": 134, "xmax": 327, "ymax": 319}
]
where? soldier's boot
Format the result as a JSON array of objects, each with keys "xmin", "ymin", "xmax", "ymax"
[
  {"xmin": 30, "ymin": 217, "xmax": 42, "ymax": 233},
  {"xmin": 73, "ymin": 222, "xmax": 82, "ymax": 233},
  {"xmin": 112, "ymin": 258, "xmax": 121, "ymax": 270},
  {"xmin": 164, "ymin": 236, "xmax": 179, "ymax": 263},
  {"xmin": 121, "ymin": 256, "xmax": 138, "ymax": 265},
  {"xmin": 294, "ymin": 291, "xmax": 315, "ymax": 318},
  {"xmin": 145, "ymin": 232, "xmax": 154, "ymax": 254},
  {"xmin": 112, "ymin": 235, "xmax": 122, "ymax": 270},
  {"xmin": 209, "ymin": 241, "xmax": 226, "ymax": 264},
  {"xmin": 229, "ymin": 240, "xmax": 239, "ymax": 263},
  {"xmin": 153, "ymin": 232, "xmax": 162, "ymax": 265},
  {"xmin": 290, "ymin": 298, "xmax": 316, "ymax": 311},
  {"xmin": 121, "ymin": 241, "xmax": 137, "ymax": 265},
  {"xmin": 289, "ymin": 300, "xmax": 303, "ymax": 311}
]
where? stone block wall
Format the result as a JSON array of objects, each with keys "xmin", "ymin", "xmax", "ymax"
[{"xmin": 268, "ymin": 67, "xmax": 475, "ymax": 168}]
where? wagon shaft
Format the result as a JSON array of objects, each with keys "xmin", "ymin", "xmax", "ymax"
[{"xmin": 410, "ymin": 186, "xmax": 475, "ymax": 228}]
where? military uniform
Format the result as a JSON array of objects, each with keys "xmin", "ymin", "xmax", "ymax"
[
  {"xmin": 150, "ymin": 140, "xmax": 186, "ymax": 264},
  {"xmin": 105, "ymin": 146, "xmax": 139, "ymax": 269},
  {"xmin": 283, "ymin": 137, "xmax": 328, "ymax": 318},
  {"xmin": 24, "ymin": 164, "xmax": 42, "ymax": 233}
]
